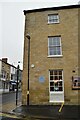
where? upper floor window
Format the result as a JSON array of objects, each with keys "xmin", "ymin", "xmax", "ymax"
[
  {"xmin": 11, "ymin": 74, "xmax": 14, "ymax": 80},
  {"xmin": 48, "ymin": 14, "xmax": 59, "ymax": 24},
  {"xmin": 11, "ymin": 66, "xmax": 15, "ymax": 74},
  {"xmin": 48, "ymin": 36, "xmax": 62, "ymax": 57},
  {"xmin": 1, "ymin": 70, "xmax": 6, "ymax": 78}
]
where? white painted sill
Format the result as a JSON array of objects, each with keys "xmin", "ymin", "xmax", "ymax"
[
  {"xmin": 50, "ymin": 91, "xmax": 64, "ymax": 94},
  {"xmin": 47, "ymin": 55, "xmax": 63, "ymax": 58},
  {"xmin": 47, "ymin": 21, "xmax": 60, "ymax": 24},
  {"xmin": 49, "ymin": 100, "xmax": 64, "ymax": 103}
]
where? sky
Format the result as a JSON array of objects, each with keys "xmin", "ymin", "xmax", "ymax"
[{"xmin": 0, "ymin": 0, "xmax": 79, "ymax": 69}]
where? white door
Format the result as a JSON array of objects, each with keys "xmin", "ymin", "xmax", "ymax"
[{"xmin": 49, "ymin": 70, "xmax": 64, "ymax": 103}]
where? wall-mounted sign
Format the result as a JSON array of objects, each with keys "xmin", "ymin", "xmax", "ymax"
[
  {"xmin": 39, "ymin": 76, "xmax": 45, "ymax": 83},
  {"xmin": 72, "ymin": 76, "xmax": 80, "ymax": 90}
]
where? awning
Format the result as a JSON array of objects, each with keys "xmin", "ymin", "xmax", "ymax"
[{"xmin": 11, "ymin": 82, "xmax": 16, "ymax": 85}]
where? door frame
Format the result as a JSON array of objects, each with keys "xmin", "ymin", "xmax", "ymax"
[{"xmin": 49, "ymin": 70, "xmax": 64, "ymax": 103}]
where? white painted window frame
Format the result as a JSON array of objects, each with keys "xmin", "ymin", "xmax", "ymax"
[
  {"xmin": 48, "ymin": 14, "xmax": 59, "ymax": 24},
  {"xmin": 48, "ymin": 36, "xmax": 62, "ymax": 57},
  {"xmin": 49, "ymin": 70, "xmax": 64, "ymax": 94}
]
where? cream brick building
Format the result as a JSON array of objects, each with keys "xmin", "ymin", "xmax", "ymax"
[
  {"xmin": 22, "ymin": 5, "xmax": 80, "ymax": 105},
  {"xmin": 0, "ymin": 58, "xmax": 22, "ymax": 93}
]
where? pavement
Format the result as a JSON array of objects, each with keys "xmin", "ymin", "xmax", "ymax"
[
  {"xmin": 13, "ymin": 105, "xmax": 80, "ymax": 120},
  {"xmin": 0, "ymin": 91, "xmax": 22, "ymax": 120},
  {"xmin": 0, "ymin": 91, "xmax": 80, "ymax": 120},
  {"xmin": 0, "ymin": 101, "xmax": 22, "ymax": 120},
  {"xmin": 0, "ymin": 102, "xmax": 80, "ymax": 120}
]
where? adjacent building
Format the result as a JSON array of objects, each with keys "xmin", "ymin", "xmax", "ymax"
[
  {"xmin": 22, "ymin": 4, "xmax": 80, "ymax": 105},
  {"xmin": 0, "ymin": 58, "xmax": 22, "ymax": 93}
]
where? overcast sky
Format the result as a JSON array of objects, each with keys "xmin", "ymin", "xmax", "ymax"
[{"xmin": 0, "ymin": 0, "xmax": 79, "ymax": 69}]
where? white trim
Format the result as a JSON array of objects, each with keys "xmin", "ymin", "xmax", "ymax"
[
  {"xmin": 48, "ymin": 14, "xmax": 59, "ymax": 24},
  {"xmin": 48, "ymin": 21, "xmax": 59, "ymax": 24},
  {"xmin": 47, "ymin": 55, "xmax": 63, "ymax": 58},
  {"xmin": 50, "ymin": 91, "xmax": 64, "ymax": 94},
  {"xmin": 49, "ymin": 70, "xmax": 64, "ymax": 102},
  {"xmin": 48, "ymin": 36, "xmax": 62, "ymax": 56},
  {"xmin": 50, "ymin": 100, "xmax": 64, "ymax": 103},
  {"xmin": 1, "ymin": 78, "xmax": 6, "ymax": 81}
]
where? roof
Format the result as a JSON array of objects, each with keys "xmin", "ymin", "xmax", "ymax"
[
  {"xmin": 24, "ymin": 4, "xmax": 80, "ymax": 15},
  {"xmin": 0, "ymin": 59, "xmax": 22, "ymax": 71}
]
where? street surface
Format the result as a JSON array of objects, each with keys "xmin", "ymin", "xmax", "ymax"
[
  {"xmin": 0, "ymin": 91, "xmax": 22, "ymax": 104},
  {"xmin": 0, "ymin": 91, "xmax": 22, "ymax": 120},
  {"xmin": 13, "ymin": 105, "xmax": 80, "ymax": 120},
  {"xmin": 0, "ymin": 92, "xmax": 79, "ymax": 120}
]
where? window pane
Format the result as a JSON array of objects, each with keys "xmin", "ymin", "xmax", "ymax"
[
  {"xmin": 53, "ymin": 39, "xmax": 57, "ymax": 46},
  {"xmin": 53, "ymin": 50, "xmax": 57, "ymax": 55},
  {"xmin": 53, "ymin": 46, "xmax": 57, "ymax": 51},
  {"xmin": 59, "ymin": 87, "xmax": 63, "ymax": 91},
  {"xmin": 50, "ymin": 70, "xmax": 53, "ymax": 75},
  {"xmin": 50, "ymin": 82, "xmax": 54, "ymax": 86},
  {"xmin": 56, "ymin": 47, "xmax": 61, "ymax": 55},
  {"xmin": 49, "ymin": 37, "xmax": 60, "ymax": 46},
  {"xmin": 59, "ymin": 71, "xmax": 62, "ymax": 75},
  {"xmin": 56, "ymin": 46, "xmax": 60, "ymax": 51},
  {"xmin": 50, "ymin": 50, "xmax": 54, "ymax": 55},
  {"xmin": 53, "ymin": 15, "xmax": 58, "ymax": 19},
  {"xmin": 54, "ymin": 86, "xmax": 59, "ymax": 91},
  {"xmin": 49, "ymin": 46, "xmax": 52, "ymax": 50},
  {"xmin": 59, "ymin": 76, "xmax": 62, "ymax": 80},
  {"xmin": 56, "ymin": 39, "xmax": 60, "ymax": 46},
  {"xmin": 50, "ymin": 87, "xmax": 54, "ymax": 91},
  {"xmin": 50, "ymin": 76, "xmax": 53, "ymax": 80},
  {"xmin": 58, "ymin": 81, "xmax": 62, "ymax": 86},
  {"xmin": 49, "ymin": 38, "xmax": 53, "ymax": 46},
  {"xmin": 55, "ymin": 82, "xmax": 58, "ymax": 86},
  {"xmin": 54, "ymin": 19, "xmax": 58, "ymax": 23},
  {"xmin": 56, "ymin": 51, "xmax": 60, "ymax": 55},
  {"xmin": 54, "ymin": 76, "xmax": 58, "ymax": 80},
  {"xmin": 54, "ymin": 70, "xmax": 57, "ymax": 75}
]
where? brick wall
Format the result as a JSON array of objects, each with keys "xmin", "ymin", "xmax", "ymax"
[{"xmin": 22, "ymin": 7, "xmax": 79, "ymax": 105}]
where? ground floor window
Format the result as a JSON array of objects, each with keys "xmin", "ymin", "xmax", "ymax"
[
  {"xmin": 49, "ymin": 70, "xmax": 63, "ymax": 92},
  {"xmin": 0, "ymin": 81, "xmax": 2, "ymax": 89},
  {"xmin": 5, "ymin": 82, "xmax": 9, "ymax": 89},
  {"xmin": 3, "ymin": 82, "xmax": 5, "ymax": 89}
]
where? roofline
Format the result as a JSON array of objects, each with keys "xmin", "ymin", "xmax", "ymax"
[
  {"xmin": 0, "ymin": 59, "xmax": 22, "ymax": 71},
  {"xmin": 23, "ymin": 4, "xmax": 80, "ymax": 15}
]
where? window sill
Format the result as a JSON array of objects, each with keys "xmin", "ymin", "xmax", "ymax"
[
  {"xmin": 50, "ymin": 91, "xmax": 64, "ymax": 94},
  {"xmin": 49, "ymin": 100, "xmax": 64, "ymax": 103},
  {"xmin": 72, "ymin": 87, "xmax": 80, "ymax": 90},
  {"xmin": 47, "ymin": 22, "xmax": 60, "ymax": 24},
  {"xmin": 47, "ymin": 55, "xmax": 63, "ymax": 58}
]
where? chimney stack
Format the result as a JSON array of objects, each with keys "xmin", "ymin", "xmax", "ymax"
[{"xmin": 2, "ymin": 58, "xmax": 8, "ymax": 63}]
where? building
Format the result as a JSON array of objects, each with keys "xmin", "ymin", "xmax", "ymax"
[
  {"xmin": 22, "ymin": 4, "xmax": 80, "ymax": 105},
  {"xmin": 0, "ymin": 58, "xmax": 10, "ymax": 92},
  {"xmin": 0, "ymin": 58, "xmax": 22, "ymax": 93}
]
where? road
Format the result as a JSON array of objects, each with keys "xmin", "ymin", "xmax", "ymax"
[
  {"xmin": 0, "ymin": 91, "xmax": 22, "ymax": 105},
  {"xmin": 0, "ymin": 91, "xmax": 22, "ymax": 120}
]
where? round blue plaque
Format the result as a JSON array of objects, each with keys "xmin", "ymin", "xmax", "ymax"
[{"xmin": 39, "ymin": 76, "xmax": 45, "ymax": 83}]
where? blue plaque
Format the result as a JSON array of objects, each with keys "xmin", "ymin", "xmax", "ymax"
[{"xmin": 39, "ymin": 76, "xmax": 45, "ymax": 83}]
